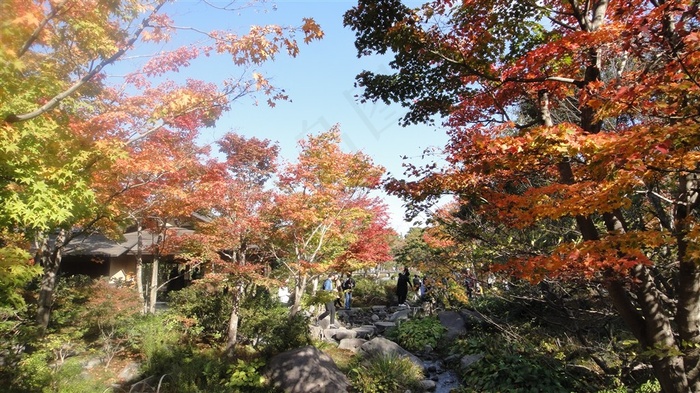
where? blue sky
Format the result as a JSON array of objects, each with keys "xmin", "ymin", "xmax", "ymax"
[{"xmin": 157, "ymin": 1, "xmax": 449, "ymax": 234}]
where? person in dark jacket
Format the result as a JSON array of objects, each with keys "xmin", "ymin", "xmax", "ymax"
[
  {"xmin": 396, "ymin": 267, "xmax": 410, "ymax": 306},
  {"xmin": 342, "ymin": 273, "xmax": 356, "ymax": 310}
]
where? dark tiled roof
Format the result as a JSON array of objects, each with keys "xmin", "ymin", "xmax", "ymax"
[{"xmin": 63, "ymin": 227, "xmax": 194, "ymax": 257}]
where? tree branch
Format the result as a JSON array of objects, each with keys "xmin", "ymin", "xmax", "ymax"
[
  {"xmin": 18, "ymin": 0, "xmax": 68, "ymax": 58},
  {"xmin": 5, "ymin": 1, "xmax": 167, "ymax": 124}
]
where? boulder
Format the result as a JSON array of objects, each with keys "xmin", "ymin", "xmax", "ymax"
[
  {"xmin": 359, "ymin": 337, "xmax": 426, "ymax": 373},
  {"xmin": 309, "ymin": 325, "xmax": 323, "ymax": 340},
  {"xmin": 373, "ymin": 321, "xmax": 396, "ymax": 333},
  {"xmin": 437, "ymin": 311, "xmax": 467, "ymax": 341},
  {"xmin": 266, "ymin": 345, "xmax": 349, "ymax": 393},
  {"xmin": 419, "ymin": 379, "xmax": 438, "ymax": 391},
  {"xmin": 338, "ymin": 338, "xmax": 367, "ymax": 353},
  {"xmin": 458, "ymin": 309, "xmax": 489, "ymax": 329},
  {"xmin": 333, "ymin": 328, "xmax": 357, "ymax": 340},
  {"xmin": 117, "ymin": 361, "xmax": 141, "ymax": 382},
  {"xmin": 389, "ymin": 308, "xmax": 411, "ymax": 322},
  {"xmin": 353, "ymin": 325, "xmax": 376, "ymax": 339},
  {"xmin": 460, "ymin": 354, "xmax": 484, "ymax": 370}
]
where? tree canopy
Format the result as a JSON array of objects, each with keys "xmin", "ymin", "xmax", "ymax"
[{"xmin": 345, "ymin": 0, "xmax": 700, "ymax": 390}]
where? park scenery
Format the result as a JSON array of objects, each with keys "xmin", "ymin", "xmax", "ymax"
[{"xmin": 1, "ymin": 1, "xmax": 700, "ymax": 392}]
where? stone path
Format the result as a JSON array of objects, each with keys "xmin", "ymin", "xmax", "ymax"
[{"xmin": 312, "ymin": 304, "xmax": 464, "ymax": 392}]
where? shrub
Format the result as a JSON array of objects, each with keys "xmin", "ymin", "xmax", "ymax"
[
  {"xmin": 138, "ymin": 347, "xmax": 277, "ymax": 393},
  {"xmin": 225, "ymin": 358, "xmax": 268, "ymax": 391},
  {"xmin": 167, "ymin": 281, "xmax": 232, "ymax": 343},
  {"xmin": 10, "ymin": 334, "xmax": 110, "ymax": 393},
  {"xmin": 387, "ymin": 316, "xmax": 446, "ymax": 353},
  {"xmin": 127, "ymin": 312, "xmax": 183, "ymax": 369},
  {"xmin": 454, "ymin": 333, "xmax": 582, "ymax": 393},
  {"xmin": 349, "ymin": 353, "xmax": 424, "ymax": 393},
  {"xmin": 238, "ymin": 287, "xmax": 311, "ymax": 356},
  {"xmin": 79, "ymin": 279, "xmax": 142, "ymax": 366},
  {"xmin": 50, "ymin": 275, "xmax": 95, "ymax": 333},
  {"xmin": 351, "ymin": 276, "xmax": 393, "ymax": 307}
]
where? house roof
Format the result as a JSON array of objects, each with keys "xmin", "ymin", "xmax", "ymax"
[{"xmin": 63, "ymin": 227, "xmax": 195, "ymax": 258}]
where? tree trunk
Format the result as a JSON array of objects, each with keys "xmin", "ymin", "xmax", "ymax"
[
  {"xmin": 541, "ymin": 68, "xmax": 692, "ymax": 391},
  {"xmin": 675, "ymin": 173, "xmax": 700, "ymax": 390},
  {"xmin": 135, "ymin": 223, "xmax": 146, "ymax": 313},
  {"xmin": 225, "ymin": 283, "xmax": 244, "ymax": 355},
  {"xmin": 35, "ymin": 229, "xmax": 65, "ymax": 335},
  {"xmin": 148, "ymin": 257, "xmax": 159, "ymax": 313},
  {"xmin": 290, "ymin": 273, "xmax": 308, "ymax": 316}
]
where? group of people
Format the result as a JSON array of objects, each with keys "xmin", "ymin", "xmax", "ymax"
[
  {"xmin": 303, "ymin": 267, "xmax": 505, "ymax": 326},
  {"xmin": 396, "ymin": 267, "xmax": 426, "ymax": 306},
  {"xmin": 317, "ymin": 272, "xmax": 356, "ymax": 327}
]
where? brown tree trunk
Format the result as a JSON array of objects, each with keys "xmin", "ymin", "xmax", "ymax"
[
  {"xmin": 35, "ymin": 229, "xmax": 65, "ymax": 335},
  {"xmin": 225, "ymin": 283, "xmax": 244, "ymax": 355},
  {"xmin": 290, "ymin": 273, "xmax": 308, "ymax": 316},
  {"xmin": 148, "ymin": 257, "xmax": 159, "ymax": 313},
  {"xmin": 675, "ymin": 173, "xmax": 700, "ymax": 390},
  {"xmin": 135, "ymin": 222, "xmax": 146, "ymax": 313}
]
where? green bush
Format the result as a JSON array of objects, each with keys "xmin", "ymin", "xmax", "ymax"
[
  {"xmin": 349, "ymin": 353, "xmax": 424, "ymax": 393},
  {"xmin": 454, "ymin": 334, "xmax": 582, "ymax": 393},
  {"xmin": 387, "ymin": 316, "xmax": 446, "ymax": 353},
  {"xmin": 50, "ymin": 275, "xmax": 95, "ymax": 334},
  {"xmin": 239, "ymin": 287, "xmax": 311, "ymax": 356},
  {"xmin": 127, "ymin": 312, "xmax": 183, "ymax": 369},
  {"xmin": 10, "ymin": 335, "xmax": 109, "ymax": 393},
  {"xmin": 225, "ymin": 358, "xmax": 268, "ymax": 391},
  {"xmin": 352, "ymin": 276, "xmax": 394, "ymax": 306},
  {"xmin": 167, "ymin": 281, "xmax": 232, "ymax": 343},
  {"xmin": 138, "ymin": 347, "xmax": 277, "ymax": 393}
]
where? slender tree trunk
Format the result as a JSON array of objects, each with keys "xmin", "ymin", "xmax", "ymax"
[
  {"xmin": 290, "ymin": 273, "xmax": 308, "ymax": 316},
  {"xmin": 148, "ymin": 257, "xmax": 159, "ymax": 313},
  {"xmin": 225, "ymin": 283, "xmax": 244, "ymax": 355},
  {"xmin": 135, "ymin": 222, "xmax": 146, "ymax": 313},
  {"xmin": 35, "ymin": 229, "xmax": 65, "ymax": 334},
  {"xmin": 633, "ymin": 265, "xmax": 688, "ymax": 392}
]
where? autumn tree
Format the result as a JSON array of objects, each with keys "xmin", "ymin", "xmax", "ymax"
[
  {"xmin": 192, "ymin": 133, "xmax": 280, "ymax": 353},
  {"xmin": 333, "ymin": 200, "xmax": 394, "ymax": 274},
  {"xmin": 268, "ymin": 126, "xmax": 390, "ymax": 315},
  {"xmin": 346, "ymin": 0, "xmax": 700, "ymax": 391},
  {"xmin": 1, "ymin": 0, "xmax": 322, "ymax": 333}
]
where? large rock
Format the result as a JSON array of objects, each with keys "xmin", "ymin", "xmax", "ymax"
[
  {"xmin": 117, "ymin": 361, "xmax": 141, "ymax": 382},
  {"xmin": 266, "ymin": 345, "xmax": 349, "ymax": 393},
  {"xmin": 388, "ymin": 308, "xmax": 411, "ymax": 322},
  {"xmin": 332, "ymin": 328, "xmax": 357, "ymax": 340},
  {"xmin": 338, "ymin": 338, "xmax": 367, "ymax": 353},
  {"xmin": 373, "ymin": 321, "xmax": 396, "ymax": 333},
  {"xmin": 359, "ymin": 337, "xmax": 426, "ymax": 373},
  {"xmin": 458, "ymin": 309, "xmax": 489, "ymax": 329},
  {"xmin": 419, "ymin": 379, "xmax": 438, "ymax": 391},
  {"xmin": 460, "ymin": 354, "xmax": 484, "ymax": 370},
  {"xmin": 352, "ymin": 325, "xmax": 376, "ymax": 339},
  {"xmin": 437, "ymin": 311, "xmax": 467, "ymax": 341}
]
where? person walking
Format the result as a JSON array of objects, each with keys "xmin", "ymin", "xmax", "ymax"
[
  {"xmin": 334, "ymin": 273, "xmax": 344, "ymax": 309},
  {"xmin": 412, "ymin": 274, "xmax": 422, "ymax": 302},
  {"xmin": 317, "ymin": 273, "xmax": 337, "ymax": 328},
  {"xmin": 342, "ymin": 273, "xmax": 356, "ymax": 310},
  {"xmin": 396, "ymin": 267, "xmax": 410, "ymax": 306}
]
